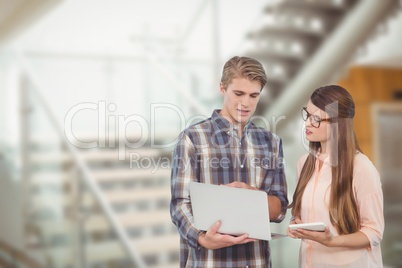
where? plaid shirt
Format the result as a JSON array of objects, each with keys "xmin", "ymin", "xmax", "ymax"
[{"xmin": 170, "ymin": 110, "xmax": 288, "ymax": 268}]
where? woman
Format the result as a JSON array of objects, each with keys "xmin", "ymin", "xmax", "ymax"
[{"xmin": 287, "ymin": 85, "xmax": 384, "ymax": 267}]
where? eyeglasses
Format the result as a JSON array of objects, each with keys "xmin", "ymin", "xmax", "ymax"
[{"xmin": 301, "ymin": 107, "xmax": 334, "ymax": 128}]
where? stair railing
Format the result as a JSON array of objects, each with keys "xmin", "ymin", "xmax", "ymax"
[
  {"xmin": 16, "ymin": 49, "xmax": 146, "ymax": 268},
  {"xmin": 265, "ymin": 0, "xmax": 401, "ymax": 121},
  {"xmin": 0, "ymin": 239, "xmax": 42, "ymax": 268}
]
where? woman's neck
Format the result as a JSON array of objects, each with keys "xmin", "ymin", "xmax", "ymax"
[
  {"xmin": 317, "ymin": 142, "xmax": 330, "ymax": 164},
  {"xmin": 320, "ymin": 142, "xmax": 327, "ymax": 155}
]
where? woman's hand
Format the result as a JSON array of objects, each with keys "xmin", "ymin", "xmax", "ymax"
[
  {"xmin": 289, "ymin": 226, "xmax": 334, "ymax": 246},
  {"xmin": 286, "ymin": 217, "xmax": 303, "ymax": 238}
]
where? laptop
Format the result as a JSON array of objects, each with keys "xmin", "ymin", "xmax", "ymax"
[{"xmin": 189, "ymin": 181, "xmax": 272, "ymax": 241}]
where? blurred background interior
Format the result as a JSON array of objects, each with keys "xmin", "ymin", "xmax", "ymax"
[{"xmin": 0, "ymin": 0, "xmax": 401, "ymax": 267}]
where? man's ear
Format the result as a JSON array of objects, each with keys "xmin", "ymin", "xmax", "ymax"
[{"xmin": 219, "ymin": 83, "xmax": 226, "ymax": 96}]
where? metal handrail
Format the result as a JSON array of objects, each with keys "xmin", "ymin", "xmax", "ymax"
[
  {"xmin": 265, "ymin": 0, "xmax": 401, "ymax": 121},
  {"xmin": 15, "ymin": 49, "xmax": 146, "ymax": 268},
  {"xmin": 0, "ymin": 239, "xmax": 42, "ymax": 268}
]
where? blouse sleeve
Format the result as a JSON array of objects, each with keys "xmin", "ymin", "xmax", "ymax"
[{"xmin": 353, "ymin": 153, "xmax": 384, "ymax": 249}]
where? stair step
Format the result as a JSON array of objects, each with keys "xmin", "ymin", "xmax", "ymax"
[
  {"xmin": 271, "ymin": 0, "xmax": 355, "ymax": 14},
  {"xmin": 81, "ymin": 148, "xmax": 168, "ymax": 161},
  {"xmin": 30, "ymin": 148, "xmax": 170, "ymax": 165},
  {"xmin": 30, "ymin": 186, "xmax": 171, "ymax": 213},
  {"xmin": 43, "ymin": 233, "xmax": 180, "ymax": 267},
  {"xmin": 246, "ymin": 50, "xmax": 305, "ymax": 66},
  {"xmin": 119, "ymin": 210, "xmax": 173, "ymax": 228},
  {"xmin": 249, "ymin": 24, "xmax": 325, "ymax": 41},
  {"xmin": 93, "ymin": 168, "xmax": 171, "ymax": 182},
  {"xmin": 30, "ymin": 171, "xmax": 72, "ymax": 186},
  {"xmin": 151, "ymin": 264, "xmax": 180, "ymax": 268},
  {"xmin": 35, "ymin": 210, "xmax": 174, "ymax": 238},
  {"xmin": 30, "ymin": 167, "xmax": 171, "ymax": 188},
  {"xmin": 30, "ymin": 152, "xmax": 71, "ymax": 165},
  {"xmin": 136, "ymin": 233, "xmax": 179, "ymax": 255},
  {"xmin": 105, "ymin": 188, "xmax": 170, "ymax": 204}
]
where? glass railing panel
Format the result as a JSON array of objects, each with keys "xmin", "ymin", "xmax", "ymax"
[{"xmin": 20, "ymin": 78, "xmax": 136, "ymax": 268}]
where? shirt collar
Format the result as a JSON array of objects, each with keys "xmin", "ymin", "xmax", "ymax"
[
  {"xmin": 211, "ymin": 109, "xmax": 253, "ymax": 133},
  {"xmin": 315, "ymin": 149, "xmax": 332, "ymax": 166}
]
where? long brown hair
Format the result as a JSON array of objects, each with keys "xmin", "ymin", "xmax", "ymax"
[{"xmin": 289, "ymin": 85, "xmax": 362, "ymax": 235}]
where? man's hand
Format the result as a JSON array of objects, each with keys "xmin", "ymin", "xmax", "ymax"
[
  {"xmin": 225, "ymin": 181, "xmax": 282, "ymax": 221},
  {"xmin": 225, "ymin": 181, "xmax": 257, "ymax": 190},
  {"xmin": 198, "ymin": 221, "xmax": 257, "ymax": 250}
]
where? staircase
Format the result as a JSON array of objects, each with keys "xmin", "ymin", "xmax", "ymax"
[
  {"xmin": 247, "ymin": 0, "xmax": 358, "ymax": 102},
  {"xmin": 25, "ymin": 134, "xmax": 179, "ymax": 268},
  {"xmin": 242, "ymin": 0, "xmax": 400, "ymax": 118},
  {"xmin": 16, "ymin": 48, "xmax": 180, "ymax": 267},
  {"xmin": 0, "ymin": 239, "xmax": 42, "ymax": 268}
]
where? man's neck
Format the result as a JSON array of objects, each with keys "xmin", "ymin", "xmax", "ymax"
[{"xmin": 218, "ymin": 110, "xmax": 247, "ymax": 133}]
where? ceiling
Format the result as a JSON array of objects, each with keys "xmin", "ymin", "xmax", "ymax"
[
  {"xmin": 2, "ymin": 0, "xmax": 269, "ymax": 62},
  {"xmin": 0, "ymin": 0, "xmax": 63, "ymax": 42},
  {"xmin": 347, "ymin": 8, "xmax": 402, "ymax": 69},
  {"xmin": 1, "ymin": 0, "xmax": 401, "ymax": 68}
]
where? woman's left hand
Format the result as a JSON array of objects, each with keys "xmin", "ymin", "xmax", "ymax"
[{"xmin": 289, "ymin": 227, "xmax": 334, "ymax": 247}]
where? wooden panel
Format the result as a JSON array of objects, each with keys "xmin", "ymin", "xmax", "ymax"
[
  {"xmin": 385, "ymin": 68, "xmax": 402, "ymax": 100},
  {"xmin": 358, "ymin": 141, "xmax": 373, "ymax": 161},
  {"xmin": 349, "ymin": 67, "xmax": 372, "ymax": 102},
  {"xmin": 337, "ymin": 65, "xmax": 402, "ymax": 163},
  {"xmin": 369, "ymin": 68, "xmax": 388, "ymax": 101},
  {"xmin": 353, "ymin": 103, "xmax": 371, "ymax": 142}
]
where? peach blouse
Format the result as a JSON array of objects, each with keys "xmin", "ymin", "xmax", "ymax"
[{"xmin": 296, "ymin": 152, "xmax": 384, "ymax": 268}]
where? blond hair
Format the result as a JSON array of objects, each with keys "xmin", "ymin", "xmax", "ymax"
[{"xmin": 220, "ymin": 56, "xmax": 267, "ymax": 90}]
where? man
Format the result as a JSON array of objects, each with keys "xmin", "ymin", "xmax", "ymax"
[{"xmin": 170, "ymin": 56, "xmax": 288, "ymax": 267}]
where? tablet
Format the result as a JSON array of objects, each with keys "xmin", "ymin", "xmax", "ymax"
[
  {"xmin": 289, "ymin": 222, "xmax": 326, "ymax": 232},
  {"xmin": 189, "ymin": 181, "xmax": 272, "ymax": 241}
]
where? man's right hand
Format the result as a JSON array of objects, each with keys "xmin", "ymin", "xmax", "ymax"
[{"xmin": 197, "ymin": 221, "xmax": 257, "ymax": 250}]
